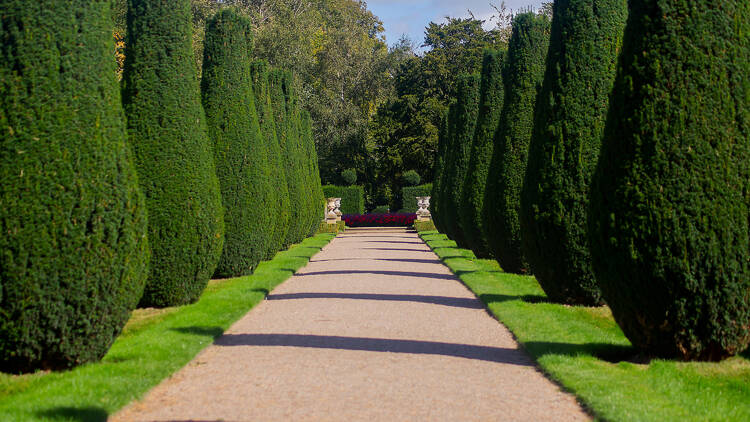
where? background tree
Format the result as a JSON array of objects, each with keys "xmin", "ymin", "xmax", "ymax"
[
  {"xmin": 122, "ymin": 0, "xmax": 224, "ymax": 307},
  {"xmin": 202, "ymin": 9, "xmax": 274, "ymax": 276},
  {"xmin": 0, "ymin": 0, "xmax": 149, "ymax": 372},
  {"xmin": 482, "ymin": 12, "xmax": 550, "ymax": 274},
  {"xmin": 588, "ymin": 0, "xmax": 749, "ymax": 360},
  {"xmin": 459, "ymin": 48, "xmax": 506, "ymax": 257}
]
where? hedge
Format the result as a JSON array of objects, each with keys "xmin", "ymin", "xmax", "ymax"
[
  {"xmin": 122, "ymin": 0, "xmax": 224, "ymax": 307},
  {"xmin": 482, "ymin": 12, "xmax": 550, "ymax": 274},
  {"xmin": 442, "ymin": 74, "xmax": 481, "ymax": 247},
  {"xmin": 588, "ymin": 0, "xmax": 749, "ymax": 360},
  {"xmin": 322, "ymin": 185, "xmax": 365, "ymax": 215},
  {"xmin": 402, "ymin": 183, "xmax": 433, "ymax": 213},
  {"xmin": 519, "ymin": 0, "xmax": 627, "ymax": 305},
  {"xmin": 299, "ymin": 110, "xmax": 325, "ymax": 237},
  {"xmin": 250, "ymin": 61, "xmax": 290, "ymax": 259},
  {"xmin": 0, "ymin": 0, "xmax": 149, "ymax": 372},
  {"xmin": 431, "ymin": 108, "xmax": 450, "ymax": 234},
  {"xmin": 201, "ymin": 9, "xmax": 274, "ymax": 277},
  {"xmin": 459, "ymin": 49, "xmax": 506, "ymax": 258}
]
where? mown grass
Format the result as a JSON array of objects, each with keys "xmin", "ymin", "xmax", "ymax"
[
  {"xmin": 0, "ymin": 233, "xmax": 335, "ymax": 422},
  {"xmin": 419, "ymin": 230, "xmax": 750, "ymax": 422}
]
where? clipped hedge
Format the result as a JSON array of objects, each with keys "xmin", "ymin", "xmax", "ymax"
[
  {"xmin": 519, "ymin": 0, "xmax": 627, "ymax": 305},
  {"xmin": 459, "ymin": 49, "xmax": 506, "ymax": 257},
  {"xmin": 482, "ymin": 12, "xmax": 550, "ymax": 274},
  {"xmin": 201, "ymin": 9, "xmax": 273, "ymax": 277},
  {"xmin": 431, "ymin": 108, "xmax": 450, "ymax": 233},
  {"xmin": 299, "ymin": 110, "xmax": 325, "ymax": 237},
  {"xmin": 122, "ymin": 0, "xmax": 224, "ymax": 307},
  {"xmin": 250, "ymin": 61, "xmax": 290, "ymax": 259},
  {"xmin": 588, "ymin": 0, "xmax": 749, "ymax": 360},
  {"xmin": 0, "ymin": 0, "xmax": 149, "ymax": 372},
  {"xmin": 322, "ymin": 185, "xmax": 365, "ymax": 215},
  {"xmin": 442, "ymin": 74, "xmax": 481, "ymax": 247},
  {"xmin": 402, "ymin": 183, "xmax": 433, "ymax": 213}
]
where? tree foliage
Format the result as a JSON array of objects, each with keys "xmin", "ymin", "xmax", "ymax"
[
  {"xmin": 588, "ymin": 0, "xmax": 749, "ymax": 360},
  {"xmin": 0, "ymin": 0, "xmax": 149, "ymax": 372},
  {"xmin": 482, "ymin": 12, "xmax": 550, "ymax": 274},
  {"xmin": 122, "ymin": 0, "xmax": 224, "ymax": 307}
]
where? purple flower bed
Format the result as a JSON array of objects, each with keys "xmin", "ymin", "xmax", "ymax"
[{"xmin": 342, "ymin": 213, "xmax": 417, "ymax": 227}]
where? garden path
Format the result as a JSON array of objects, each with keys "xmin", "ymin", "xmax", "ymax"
[{"xmin": 112, "ymin": 227, "xmax": 589, "ymax": 421}]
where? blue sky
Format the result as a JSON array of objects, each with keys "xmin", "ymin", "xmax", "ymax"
[{"xmin": 365, "ymin": 0, "xmax": 545, "ymax": 49}]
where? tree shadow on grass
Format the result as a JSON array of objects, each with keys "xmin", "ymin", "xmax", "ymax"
[
  {"xmin": 479, "ymin": 293, "xmax": 551, "ymax": 305},
  {"xmin": 36, "ymin": 406, "xmax": 108, "ymax": 422},
  {"xmin": 523, "ymin": 341, "xmax": 641, "ymax": 364},
  {"xmin": 171, "ymin": 326, "xmax": 225, "ymax": 339}
]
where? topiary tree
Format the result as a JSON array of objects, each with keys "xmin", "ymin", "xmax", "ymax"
[
  {"xmin": 341, "ymin": 168, "xmax": 357, "ymax": 185},
  {"xmin": 122, "ymin": 0, "xmax": 224, "ymax": 307},
  {"xmin": 201, "ymin": 9, "xmax": 273, "ymax": 277},
  {"xmin": 459, "ymin": 49, "xmax": 506, "ymax": 257},
  {"xmin": 300, "ymin": 110, "xmax": 325, "ymax": 236},
  {"xmin": 442, "ymin": 73, "xmax": 481, "ymax": 246},
  {"xmin": 519, "ymin": 0, "xmax": 627, "ymax": 305},
  {"xmin": 588, "ymin": 0, "xmax": 749, "ymax": 360},
  {"xmin": 402, "ymin": 170, "xmax": 421, "ymax": 187},
  {"xmin": 431, "ymin": 108, "xmax": 450, "ymax": 233},
  {"xmin": 482, "ymin": 12, "xmax": 550, "ymax": 273},
  {"xmin": 0, "ymin": 0, "xmax": 149, "ymax": 373},
  {"xmin": 250, "ymin": 61, "xmax": 290, "ymax": 259}
]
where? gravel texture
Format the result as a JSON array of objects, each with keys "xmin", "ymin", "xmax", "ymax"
[{"xmin": 112, "ymin": 227, "xmax": 589, "ymax": 421}]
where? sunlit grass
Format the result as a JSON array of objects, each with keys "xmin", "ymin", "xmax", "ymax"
[
  {"xmin": 419, "ymin": 230, "xmax": 750, "ymax": 422},
  {"xmin": 0, "ymin": 233, "xmax": 335, "ymax": 422}
]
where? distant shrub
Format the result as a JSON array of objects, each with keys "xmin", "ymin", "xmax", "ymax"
[
  {"xmin": 322, "ymin": 185, "xmax": 365, "ymax": 214},
  {"xmin": 402, "ymin": 183, "xmax": 433, "ymax": 213},
  {"xmin": 402, "ymin": 170, "xmax": 421, "ymax": 186},
  {"xmin": 371, "ymin": 205, "xmax": 390, "ymax": 214},
  {"xmin": 341, "ymin": 168, "xmax": 357, "ymax": 185}
]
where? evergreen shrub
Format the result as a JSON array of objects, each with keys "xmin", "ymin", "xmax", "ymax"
[
  {"xmin": 402, "ymin": 170, "xmax": 421, "ymax": 186},
  {"xmin": 482, "ymin": 12, "xmax": 550, "ymax": 273},
  {"xmin": 520, "ymin": 0, "xmax": 627, "ymax": 305},
  {"xmin": 300, "ymin": 110, "xmax": 325, "ymax": 236},
  {"xmin": 588, "ymin": 0, "xmax": 749, "ymax": 360},
  {"xmin": 459, "ymin": 49, "xmax": 506, "ymax": 257},
  {"xmin": 0, "ymin": 0, "xmax": 149, "ymax": 372},
  {"xmin": 433, "ymin": 107, "xmax": 451, "ymax": 234},
  {"xmin": 322, "ymin": 185, "xmax": 365, "ymax": 214},
  {"xmin": 341, "ymin": 169, "xmax": 357, "ymax": 185},
  {"xmin": 201, "ymin": 9, "xmax": 273, "ymax": 277},
  {"xmin": 122, "ymin": 0, "xmax": 224, "ymax": 307}
]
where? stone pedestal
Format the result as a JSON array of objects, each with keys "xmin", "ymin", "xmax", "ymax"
[
  {"xmin": 416, "ymin": 196, "xmax": 432, "ymax": 222},
  {"xmin": 326, "ymin": 197, "xmax": 338, "ymax": 224}
]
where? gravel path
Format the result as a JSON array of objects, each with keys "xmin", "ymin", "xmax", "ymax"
[{"xmin": 112, "ymin": 227, "xmax": 589, "ymax": 421}]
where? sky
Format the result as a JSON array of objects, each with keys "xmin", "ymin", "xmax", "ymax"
[{"xmin": 365, "ymin": 0, "xmax": 545, "ymax": 50}]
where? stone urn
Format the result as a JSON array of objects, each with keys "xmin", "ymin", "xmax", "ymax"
[
  {"xmin": 416, "ymin": 196, "xmax": 432, "ymax": 222},
  {"xmin": 326, "ymin": 197, "xmax": 338, "ymax": 224},
  {"xmin": 334, "ymin": 198, "xmax": 342, "ymax": 222}
]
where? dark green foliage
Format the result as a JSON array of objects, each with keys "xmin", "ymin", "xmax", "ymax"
[
  {"xmin": 402, "ymin": 170, "xmax": 421, "ymax": 186},
  {"xmin": 201, "ymin": 9, "xmax": 273, "ymax": 277},
  {"xmin": 431, "ymin": 108, "xmax": 450, "ymax": 233},
  {"xmin": 250, "ymin": 61, "xmax": 290, "ymax": 259},
  {"xmin": 520, "ymin": 0, "xmax": 627, "ymax": 305},
  {"xmin": 0, "ymin": 0, "xmax": 149, "ymax": 372},
  {"xmin": 299, "ymin": 110, "xmax": 325, "ymax": 236},
  {"xmin": 122, "ymin": 0, "xmax": 224, "ymax": 307},
  {"xmin": 459, "ymin": 49, "xmax": 506, "ymax": 257},
  {"xmin": 341, "ymin": 168, "xmax": 357, "ymax": 185},
  {"xmin": 402, "ymin": 184, "xmax": 433, "ymax": 213},
  {"xmin": 482, "ymin": 13, "xmax": 551, "ymax": 273},
  {"xmin": 588, "ymin": 0, "xmax": 749, "ymax": 360},
  {"xmin": 322, "ymin": 185, "xmax": 365, "ymax": 214},
  {"xmin": 442, "ymin": 74, "xmax": 481, "ymax": 246}
]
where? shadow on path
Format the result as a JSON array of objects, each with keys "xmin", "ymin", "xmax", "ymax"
[
  {"xmin": 362, "ymin": 240, "xmax": 424, "ymax": 245},
  {"xmin": 267, "ymin": 292, "xmax": 484, "ymax": 309},
  {"xmin": 362, "ymin": 247, "xmax": 430, "ymax": 252},
  {"xmin": 36, "ymin": 406, "xmax": 108, "ymax": 422},
  {"xmin": 311, "ymin": 258, "xmax": 442, "ymax": 264},
  {"xmin": 298, "ymin": 269, "xmax": 455, "ymax": 280},
  {"xmin": 215, "ymin": 333, "xmax": 532, "ymax": 365}
]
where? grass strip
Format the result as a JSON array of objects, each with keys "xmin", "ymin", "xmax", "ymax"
[
  {"xmin": 419, "ymin": 229, "xmax": 750, "ymax": 422},
  {"xmin": 0, "ymin": 233, "xmax": 336, "ymax": 422}
]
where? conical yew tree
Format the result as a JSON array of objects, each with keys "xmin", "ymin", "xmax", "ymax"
[
  {"xmin": 459, "ymin": 49, "xmax": 506, "ymax": 257},
  {"xmin": 250, "ymin": 61, "xmax": 290, "ymax": 258},
  {"xmin": 482, "ymin": 12, "xmax": 550, "ymax": 273},
  {"xmin": 122, "ymin": 0, "xmax": 224, "ymax": 307},
  {"xmin": 202, "ymin": 9, "xmax": 274, "ymax": 277},
  {"xmin": 299, "ymin": 110, "xmax": 324, "ymax": 235},
  {"xmin": 0, "ymin": 0, "xmax": 149, "ymax": 372},
  {"xmin": 431, "ymin": 108, "xmax": 450, "ymax": 233},
  {"xmin": 520, "ymin": 0, "xmax": 627, "ymax": 305},
  {"xmin": 588, "ymin": 0, "xmax": 749, "ymax": 360}
]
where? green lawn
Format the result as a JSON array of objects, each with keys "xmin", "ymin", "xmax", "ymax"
[
  {"xmin": 0, "ymin": 233, "xmax": 335, "ymax": 422},
  {"xmin": 419, "ymin": 230, "xmax": 750, "ymax": 422}
]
